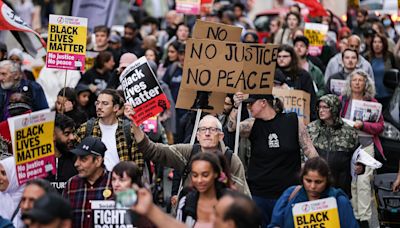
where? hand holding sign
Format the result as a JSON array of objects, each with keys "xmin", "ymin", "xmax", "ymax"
[{"xmin": 130, "ymin": 187, "xmax": 154, "ymax": 216}]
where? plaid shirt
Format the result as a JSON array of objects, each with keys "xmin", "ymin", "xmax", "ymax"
[
  {"xmin": 75, "ymin": 118, "xmax": 144, "ymax": 170},
  {"xmin": 62, "ymin": 171, "xmax": 112, "ymax": 228}
]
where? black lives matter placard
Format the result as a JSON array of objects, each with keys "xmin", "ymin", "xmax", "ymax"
[
  {"xmin": 181, "ymin": 38, "xmax": 279, "ymax": 94},
  {"xmin": 120, "ymin": 56, "xmax": 170, "ymax": 125}
]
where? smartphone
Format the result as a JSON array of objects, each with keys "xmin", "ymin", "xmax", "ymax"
[{"xmin": 116, "ymin": 189, "xmax": 137, "ymax": 208}]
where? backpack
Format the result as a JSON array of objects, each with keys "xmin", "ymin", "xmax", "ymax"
[{"xmin": 85, "ymin": 118, "xmax": 133, "ymax": 155}]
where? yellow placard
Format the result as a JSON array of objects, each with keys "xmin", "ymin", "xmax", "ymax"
[
  {"xmin": 292, "ymin": 197, "xmax": 340, "ymax": 228},
  {"xmin": 47, "ymin": 24, "xmax": 87, "ymax": 55},
  {"xmin": 14, "ymin": 121, "xmax": 55, "ymax": 164}
]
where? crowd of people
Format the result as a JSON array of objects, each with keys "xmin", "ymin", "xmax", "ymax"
[{"xmin": 0, "ymin": 1, "xmax": 400, "ymax": 228}]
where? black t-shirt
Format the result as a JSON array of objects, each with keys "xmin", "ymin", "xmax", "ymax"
[{"xmin": 248, "ymin": 112, "xmax": 301, "ymax": 198}]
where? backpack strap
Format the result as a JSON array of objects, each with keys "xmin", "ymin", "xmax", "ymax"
[
  {"xmin": 224, "ymin": 148, "xmax": 233, "ymax": 167},
  {"xmin": 85, "ymin": 118, "xmax": 96, "ymax": 138},
  {"xmin": 288, "ymin": 185, "xmax": 302, "ymax": 201},
  {"xmin": 122, "ymin": 118, "xmax": 133, "ymax": 157}
]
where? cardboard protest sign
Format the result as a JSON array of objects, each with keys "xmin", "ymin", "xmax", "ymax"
[
  {"xmin": 192, "ymin": 20, "xmax": 242, "ymax": 41},
  {"xmin": 46, "ymin": 15, "xmax": 87, "ymax": 72},
  {"xmin": 176, "ymin": 20, "xmax": 243, "ymax": 113},
  {"xmin": 304, "ymin": 23, "xmax": 328, "ymax": 56},
  {"xmin": 8, "ymin": 110, "xmax": 56, "ymax": 185},
  {"xmin": 292, "ymin": 197, "xmax": 340, "ymax": 228},
  {"xmin": 92, "ymin": 200, "xmax": 134, "ymax": 228},
  {"xmin": 176, "ymin": 0, "xmax": 201, "ymax": 15},
  {"xmin": 120, "ymin": 56, "xmax": 170, "ymax": 125},
  {"xmin": 273, "ymin": 88, "xmax": 311, "ymax": 124},
  {"xmin": 181, "ymin": 38, "xmax": 278, "ymax": 94}
]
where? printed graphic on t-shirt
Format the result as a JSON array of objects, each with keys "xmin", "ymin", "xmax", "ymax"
[{"xmin": 268, "ymin": 133, "xmax": 280, "ymax": 148}]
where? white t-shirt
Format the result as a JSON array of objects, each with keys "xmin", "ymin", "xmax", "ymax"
[{"xmin": 99, "ymin": 121, "xmax": 119, "ymax": 171}]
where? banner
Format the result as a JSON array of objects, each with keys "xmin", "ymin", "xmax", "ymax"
[
  {"xmin": 71, "ymin": 0, "xmax": 119, "ymax": 33},
  {"xmin": 176, "ymin": 20, "xmax": 243, "ymax": 113},
  {"xmin": 46, "ymin": 15, "xmax": 87, "ymax": 72},
  {"xmin": 181, "ymin": 38, "xmax": 278, "ymax": 94},
  {"xmin": 304, "ymin": 23, "xmax": 329, "ymax": 56},
  {"xmin": 8, "ymin": 110, "xmax": 56, "ymax": 185},
  {"xmin": 0, "ymin": 1, "xmax": 46, "ymax": 58},
  {"xmin": 91, "ymin": 200, "xmax": 134, "ymax": 228},
  {"xmin": 273, "ymin": 88, "xmax": 311, "ymax": 124},
  {"xmin": 176, "ymin": 0, "xmax": 201, "ymax": 15},
  {"xmin": 349, "ymin": 100, "xmax": 382, "ymax": 123},
  {"xmin": 292, "ymin": 197, "xmax": 340, "ymax": 228},
  {"xmin": 120, "ymin": 56, "xmax": 170, "ymax": 125}
]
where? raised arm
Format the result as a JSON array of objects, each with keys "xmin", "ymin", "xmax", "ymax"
[
  {"xmin": 298, "ymin": 119, "xmax": 318, "ymax": 158},
  {"xmin": 227, "ymin": 92, "xmax": 254, "ymax": 138}
]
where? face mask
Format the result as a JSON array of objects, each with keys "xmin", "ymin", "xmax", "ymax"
[{"xmin": 383, "ymin": 19, "xmax": 391, "ymax": 27}]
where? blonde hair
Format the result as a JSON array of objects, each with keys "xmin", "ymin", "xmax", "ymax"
[{"xmin": 342, "ymin": 69, "xmax": 376, "ymax": 99}]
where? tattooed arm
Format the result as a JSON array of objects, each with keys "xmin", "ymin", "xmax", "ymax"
[
  {"xmin": 298, "ymin": 119, "xmax": 318, "ymax": 158},
  {"xmin": 227, "ymin": 108, "xmax": 255, "ymax": 138}
]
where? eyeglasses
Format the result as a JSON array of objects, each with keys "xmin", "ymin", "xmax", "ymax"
[
  {"xmin": 197, "ymin": 127, "xmax": 221, "ymax": 134},
  {"xmin": 318, "ymin": 105, "xmax": 330, "ymax": 110}
]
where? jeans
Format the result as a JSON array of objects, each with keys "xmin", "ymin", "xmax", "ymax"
[{"xmin": 252, "ymin": 195, "xmax": 278, "ymax": 228}]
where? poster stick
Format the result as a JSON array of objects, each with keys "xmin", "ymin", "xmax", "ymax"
[
  {"xmin": 190, "ymin": 109, "xmax": 202, "ymax": 145},
  {"xmin": 234, "ymin": 103, "xmax": 242, "ymax": 154},
  {"xmin": 61, "ymin": 69, "xmax": 68, "ymax": 114}
]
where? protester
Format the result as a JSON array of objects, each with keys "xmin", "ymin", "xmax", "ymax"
[
  {"xmin": 74, "ymin": 83, "xmax": 96, "ymax": 118},
  {"xmin": 307, "ymin": 94, "xmax": 359, "ymax": 196},
  {"xmin": 228, "ymin": 93, "xmax": 318, "ymax": 227},
  {"xmin": 122, "ymin": 22, "xmax": 144, "ymax": 57},
  {"xmin": 325, "ymin": 35, "xmax": 375, "ymax": 82},
  {"xmin": 364, "ymin": 33, "xmax": 398, "ymax": 109},
  {"xmin": 20, "ymin": 179, "xmax": 56, "ymax": 215},
  {"xmin": 107, "ymin": 52, "xmax": 138, "ymax": 90},
  {"xmin": 268, "ymin": 157, "xmax": 359, "ymax": 228},
  {"xmin": 0, "ymin": 157, "xmax": 24, "ymax": 228},
  {"xmin": 0, "ymin": 92, "xmax": 32, "ymax": 155},
  {"xmin": 22, "ymin": 193, "xmax": 72, "ymax": 228},
  {"xmin": 276, "ymin": 45, "xmax": 317, "ymax": 120},
  {"xmin": 75, "ymin": 89, "xmax": 144, "ymax": 171},
  {"xmin": 111, "ymin": 161, "xmax": 155, "ymax": 227},
  {"xmin": 176, "ymin": 152, "xmax": 231, "ymax": 226},
  {"xmin": 63, "ymin": 136, "xmax": 112, "ymax": 228},
  {"xmin": 353, "ymin": 9, "xmax": 370, "ymax": 39},
  {"xmin": 8, "ymin": 48, "xmax": 35, "ymax": 81},
  {"xmin": 140, "ymin": 16, "xmax": 169, "ymax": 51},
  {"xmin": 124, "ymin": 105, "xmax": 250, "ymax": 196},
  {"xmin": 55, "ymin": 87, "xmax": 87, "ymax": 127},
  {"xmin": 45, "ymin": 114, "xmax": 77, "ymax": 193},
  {"xmin": 79, "ymin": 51, "xmax": 115, "ymax": 96},
  {"xmin": 293, "ymin": 36, "xmax": 326, "ymax": 97},
  {"xmin": 0, "ymin": 60, "xmax": 48, "ymax": 121},
  {"xmin": 340, "ymin": 69, "xmax": 384, "ymax": 228},
  {"xmin": 274, "ymin": 12, "xmax": 302, "ymax": 45},
  {"xmin": 326, "ymin": 48, "xmax": 359, "ymax": 95}
]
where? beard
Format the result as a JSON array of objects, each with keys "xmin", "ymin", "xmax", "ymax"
[
  {"xmin": 55, "ymin": 139, "xmax": 74, "ymax": 154},
  {"xmin": 1, "ymin": 81, "xmax": 15, "ymax": 89}
]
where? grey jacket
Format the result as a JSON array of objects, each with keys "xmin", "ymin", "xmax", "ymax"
[
  {"xmin": 137, "ymin": 136, "xmax": 251, "ymax": 196},
  {"xmin": 324, "ymin": 53, "xmax": 375, "ymax": 82}
]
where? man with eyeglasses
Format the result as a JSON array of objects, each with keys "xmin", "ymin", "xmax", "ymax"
[
  {"xmin": 75, "ymin": 89, "xmax": 144, "ymax": 171},
  {"xmin": 63, "ymin": 136, "xmax": 112, "ymax": 228},
  {"xmin": 124, "ymin": 106, "xmax": 250, "ymax": 196}
]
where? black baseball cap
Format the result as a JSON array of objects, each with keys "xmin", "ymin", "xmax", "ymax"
[
  {"xmin": 22, "ymin": 193, "xmax": 72, "ymax": 224},
  {"xmin": 71, "ymin": 136, "xmax": 107, "ymax": 157},
  {"xmin": 243, "ymin": 94, "xmax": 274, "ymax": 103},
  {"xmin": 293, "ymin": 36, "xmax": 310, "ymax": 47}
]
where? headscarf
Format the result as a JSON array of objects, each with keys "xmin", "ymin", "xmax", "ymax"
[{"xmin": 0, "ymin": 157, "xmax": 24, "ymax": 227}]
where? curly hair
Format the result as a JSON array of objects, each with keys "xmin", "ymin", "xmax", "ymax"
[{"xmin": 342, "ymin": 69, "xmax": 376, "ymax": 99}]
